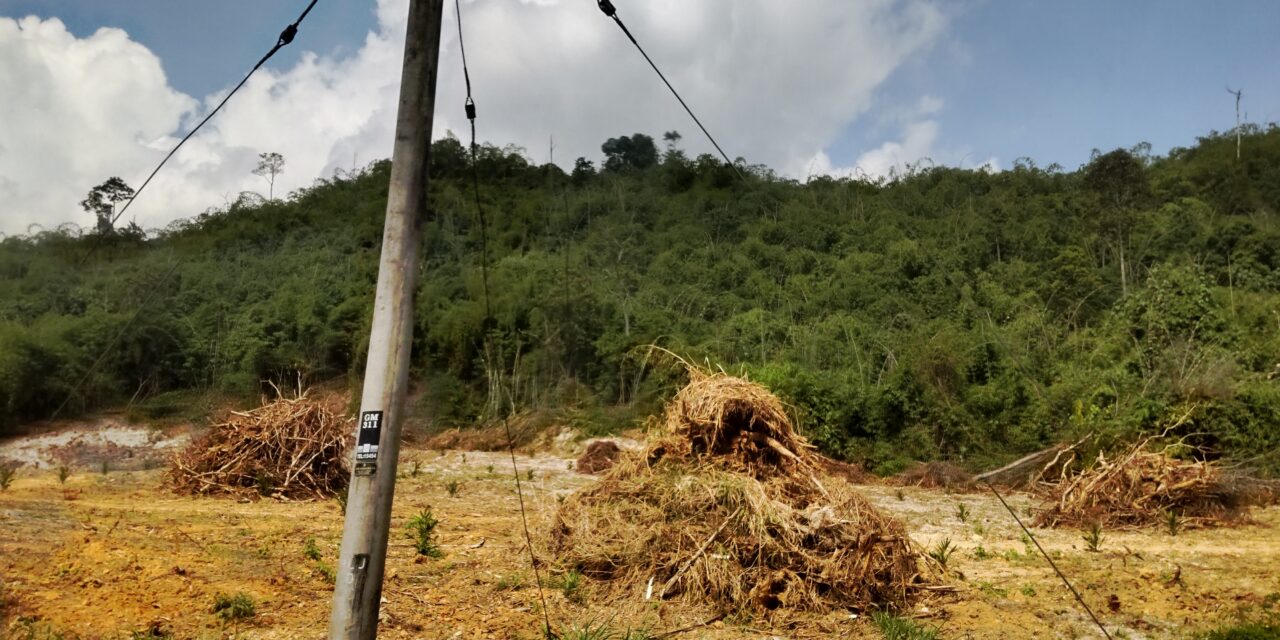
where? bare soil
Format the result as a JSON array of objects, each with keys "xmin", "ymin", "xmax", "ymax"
[{"xmin": 1, "ymin": 424, "xmax": 1277, "ymax": 639}]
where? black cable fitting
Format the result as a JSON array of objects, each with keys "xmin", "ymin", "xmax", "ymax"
[
  {"xmin": 597, "ymin": 0, "xmax": 617, "ymax": 18},
  {"xmin": 465, "ymin": 97, "xmax": 476, "ymax": 121},
  {"xmin": 278, "ymin": 23, "xmax": 298, "ymax": 47}
]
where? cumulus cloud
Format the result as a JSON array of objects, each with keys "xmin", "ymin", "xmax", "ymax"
[
  {"xmin": 0, "ymin": 0, "xmax": 949, "ymax": 235},
  {"xmin": 803, "ymin": 95, "xmax": 998, "ymax": 181}
]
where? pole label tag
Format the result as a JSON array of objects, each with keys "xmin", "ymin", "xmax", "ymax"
[{"xmin": 354, "ymin": 411, "xmax": 384, "ymax": 476}]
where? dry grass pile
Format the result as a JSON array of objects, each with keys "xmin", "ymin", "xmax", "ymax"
[
  {"xmin": 549, "ymin": 370, "xmax": 932, "ymax": 615},
  {"xmin": 1034, "ymin": 439, "xmax": 1269, "ymax": 530},
  {"xmin": 168, "ymin": 394, "xmax": 351, "ymax": 499},
  {"xmin": 893, "ymin": 461, "xmax": 975, "ymax": 491}
]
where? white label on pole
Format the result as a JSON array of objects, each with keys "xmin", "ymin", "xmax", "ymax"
[{"xmin": 354, "ymin": 411, "xmax": 384, "ymax": 475}]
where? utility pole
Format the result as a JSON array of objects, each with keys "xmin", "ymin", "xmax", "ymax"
[
  {"xmin": 1226, "ymin": 86, "xmax": 1242, "ymax": 160},
  {"xmin": 329, "ymin": 0, "xmax": 443, "ymax": 638}
]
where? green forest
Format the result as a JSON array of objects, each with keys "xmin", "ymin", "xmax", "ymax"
[{"xmin": 2, "ymin": 125, "xmax": 1279, "ymax": 474}]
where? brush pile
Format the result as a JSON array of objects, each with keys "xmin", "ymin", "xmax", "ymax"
[
  {"xmin": 1034, "ymin": 439, "xmax": 1267, "ymax": 530},
  {"xmin": 893, "ymin": 461, "xmax": 975, "ymax": 491},
  {"xmin": 549, "ymin": 370, "xmax": 932, "ymax": 614},
  {"xmin": 169, "ymin": 394, "xmax": 351, "ymax": 499}
]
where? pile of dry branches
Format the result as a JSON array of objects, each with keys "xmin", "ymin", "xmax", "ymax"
[
  {"xmin": 548, "ymin": 369, "xmax": 933, "ymax": 615},
  {"xmin": 893, "ymin": 462, "xmax": 975, "ymax": 491},
  {"xmin": 168, "ymin": 393, "xmax": 351, "ymax": 499},
  {"xmin": 1033, "ymin": 438, "xmax": 1265, "ymax": 530}
]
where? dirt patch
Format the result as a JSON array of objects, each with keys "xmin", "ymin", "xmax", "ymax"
[
  {"xmin": 574, "ymin": 440, "xmax": 621, "ymax": 475},
  {"xmin": 0, "ymin": 417, "xmax": 188, "ymax": 471},
  {"xmin": 2, "ymin": 423, "xmax": 1278, "ymax": 638}
]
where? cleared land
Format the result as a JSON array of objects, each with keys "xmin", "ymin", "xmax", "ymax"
[{"xmin": 1, "ymin": 422, "xmax": 1278, "ymax": 639}]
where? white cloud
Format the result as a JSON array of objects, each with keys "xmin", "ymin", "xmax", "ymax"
[
  {"xmin": 0, "ymin": 0, "xmax": 948, "ymax": 235},
  {"xmin": 803, "ymin": 99, "xmax": 999, "ymax": 181}
]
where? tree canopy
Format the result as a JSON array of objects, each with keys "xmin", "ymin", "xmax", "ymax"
[{"xmin": 4, "ymin": 124, "xmax": 1279, "ymax": 474}]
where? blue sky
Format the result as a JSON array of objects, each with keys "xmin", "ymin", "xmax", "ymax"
[
  {"xmin": 0, "ymin": 0, "xmax": 378, "ymax": 98},
  {"xmin": 834, "ymin": 1, "xmax": 1280, "ymax": 171},
  {"xmin": 1, "ymin": 0, "xmax": 1278, "ymax": 233}
]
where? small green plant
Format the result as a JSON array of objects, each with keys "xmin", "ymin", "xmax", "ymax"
[
  {"xmin": 335, "ymin": 486, "xmax": 349, "ymax": 514},
  {"xmin": 975, "ymin": 581, "xmax": 1008, "ymax": 597},
  {"xmin": 461, "ymin": 453, "xmax": 467, "ymax": 464},
  {"xmin": 303, "ymin": 537, "xmax": 322, "ymax": 561},
  {"xmin": 973, "ymin": 522, "xmax": 986, "ymax": 536},
  {"xmin": 57, "ymin": 465, "xmax": 71, "ymax": 485},
  {"xmin": 526, "ymin": 468, "xmax": 536, "ymax": 482},
  {"xmin": 314, "ymin": 560, "xmax": 336, "ymax": 583},
  {"xmin": 444, "ymin": 479, "xmax": 461, "ymax": 497},
  {"xmin": 1166, "ymin": 509, "xmax": 1182, "ymax": 536},
  {"xmin": 871, "ymin": 611, "xmax": 939, "ymax": 640},
  {"xmin": 254, "ymin": 472, "xmax": 275, "ymax": 497},
  {"xmin": 496, "ymin": 571, "xmax": 526, "ymax": 591},
  {"xmin": 928, "ymin": 538, "xmax": 956, "ymax": 569},
  {"xmin": 100, "ymin": 460, "xmax": 109, "ymax": 475},
  {"xmin": 1020, "ymin": 584, "xmax": 1037, "ymax": 597},
  {"xmin": 557, "ymin": 569, "xmax": 584, "ymax": 604},
  {"xmin": 211, "ymin": 591, "xmax": 256, "ymax": 622},
  {"xmin": 955, "ymin": 503, "xmax": 970, "ymax": 523},
  {"xmin": 406, "ymin": 508, "xmax": 443, "ymax": 558},
  {"xmin": 0, "ymin": 465, "xmax": 15, "ymax": 491},
  {"xmin": 487, "ymin": 464, "xmax": 495, "ymax": 475},
  {"xmin": 411, "ymin": 459, "xmax": 422, "ymax": 477},
  {"xmin": 1082, "ymin": 522, "xmax": 1104, "ymax": 552},
  {"xmin": 972, "ymin": 544, "xmax": 990, "ymax": 560},
  {"xmin": 895, "ymin": 488, "xmax": 906, "ymax": 501},
  {"xmin": 1199, "ymin": 621, "xmax": 1280, "ymax": 640}
]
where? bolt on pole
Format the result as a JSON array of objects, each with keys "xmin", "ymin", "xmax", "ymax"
[{"xmin": 328, "ymin": 0, "xmax": 444, "ymax": 637}]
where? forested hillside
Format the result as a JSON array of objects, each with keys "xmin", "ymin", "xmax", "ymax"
[{"xmin": 3, "ymin": 126, "xmax": 1279, "ymax": 473}]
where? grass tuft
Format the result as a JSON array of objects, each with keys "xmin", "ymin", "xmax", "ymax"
[
  {"xmin": 211, "ymin": 591, "xmax": 256, "ymax": 622},
  {"xmin": 871, "ymin": 611, "xmax": 939, "ymax": 640},
  {"xmin": 927, "ymin": 538, "xmax": 956, "ymax": 570}
]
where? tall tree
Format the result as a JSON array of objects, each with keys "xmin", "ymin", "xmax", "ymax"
[
  {"xmin": 1084, "ymin": 148, "xmax": 1149, "ymax": 296},
  {"xmin": 253, "ymin": 152, "xmax": 286, "ymax": 200},
  {"xmin": 601, "ymin": 134, "xmax": 658, "ymax": 173},
  {"xmin": 79, "ymin": 177, "xmax": 135, "ymax": 236}
]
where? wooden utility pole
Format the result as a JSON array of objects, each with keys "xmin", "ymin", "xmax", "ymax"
[{"xmin": 328, "ymin": 0, "xmax": 443, "ymax": 637}]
